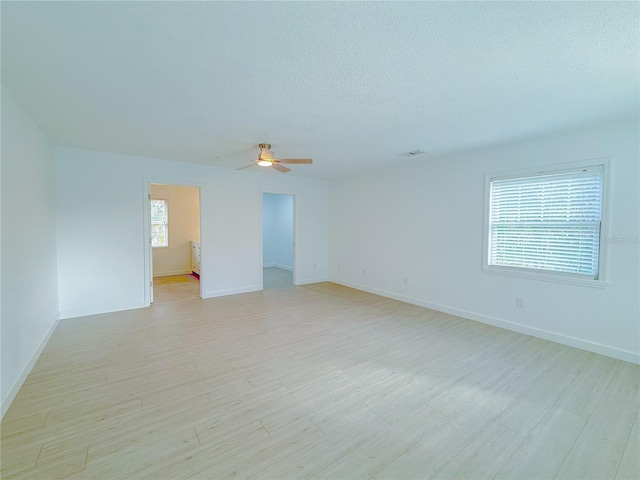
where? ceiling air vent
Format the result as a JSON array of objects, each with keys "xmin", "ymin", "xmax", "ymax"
[{"xmin": 399, "ymin": 149, "xmax": 426, "ymax": 157}]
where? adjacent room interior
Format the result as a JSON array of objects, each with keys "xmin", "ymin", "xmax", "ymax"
[
  {"xmin": 149, "ymin": 183, "xmax": 201, "ymax": 304},
  {"xmin": 1, "ymin": 2, "xmax": 638, "ymax": 479},
  {"xmin": 262, "ymin": 192, "xmax": 295, "ymax": 290}
]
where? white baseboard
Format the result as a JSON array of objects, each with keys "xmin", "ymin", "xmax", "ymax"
[
  {"xmin": 296, "ymin": 276, "xmax": 329, "ymax": 286},
  {"xmin": 202, "ymin": 277, "xmax": 329, "ymax": 297},
  {"xmin": 331, "ymin": 278, "xmax": 640, "ymax": 365},
  {"xmin": 61, "ymin": 301, "xmax": 146, "ymax": 320},
  {"xmin": 203, "ymin": 285, "xmax": 262, "ymax": 298},
  {"xmin": 1, "ymin": 312, "xmax": 61, "ymax": 419},
  {"xmin": 263, "ymin": 263, "xmax": 293, "ymax": 271},
  {"xmin": 153, "ymin": 269, "xmax": 192, "ymax": 277}
]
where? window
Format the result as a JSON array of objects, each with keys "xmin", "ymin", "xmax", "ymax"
[
  {"xmin": 151, "ymin": 198, "xmax": 169, "ymax": 247},
  {"xmin": 484, "ymin": 161, "xmax": 608, "ymax": 286}
]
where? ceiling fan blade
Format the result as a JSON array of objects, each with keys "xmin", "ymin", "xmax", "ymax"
[
  {"xmin": 272, "ymin": 164, "xmax": 291, "ymax": 173},
  {"xmin": 274, "ymin": 158, "xmax": 313, "ymax": 164},
  {"xmin": 235, "ymin": 163, "xmax": 256, "ymax": 170}
]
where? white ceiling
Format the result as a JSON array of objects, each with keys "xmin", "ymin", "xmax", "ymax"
[{"xmin": 1, "ymin": 1, "xmax": 638, "ymax": 178}]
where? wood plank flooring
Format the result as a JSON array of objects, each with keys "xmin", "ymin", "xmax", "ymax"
[
  {"xmin": 263, "ymin": 267, "xmax": 293, "ymax": 290},
  {"xmin": 153, "ymin": 274, "xmax": 201, "ymax": 303},
  {"xmin": 1, "ymin": 279, "xmax": 638, "ymax": 479}
]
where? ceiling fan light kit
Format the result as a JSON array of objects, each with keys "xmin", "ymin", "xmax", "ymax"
[
  {"xmin": 257, "ymin": 143, "xmax": 273, "ymax": 166},
  {"xmin": 236, "ymin": 144, "xmax": 313, "ymax": 173}
]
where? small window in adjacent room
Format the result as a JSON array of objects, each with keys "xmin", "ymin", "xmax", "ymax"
[
  {"xmin": 151, "ymin": 198, "xmax": 169, "ymax": 247},
  {"xmin": 483, "ymin": 160, "xmax": 609, "ymax": 287}
]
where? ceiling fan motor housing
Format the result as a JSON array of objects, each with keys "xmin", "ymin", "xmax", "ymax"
[{"xmin": 258, "ymin": 143, "xmax": 274, "ymax": 163}]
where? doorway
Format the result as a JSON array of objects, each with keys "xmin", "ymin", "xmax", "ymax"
[
  {"xmin": 262, "ymin": 193, "xmax": 295, "ymax": 289},
  {"xmin": 147, "ymin": 183, "xmax": 201, "ymax": 304}
]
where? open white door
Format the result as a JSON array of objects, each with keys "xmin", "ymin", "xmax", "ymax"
[{"xmin": 148, "ymin": 194, "xmax": 154, "ymax": 304}]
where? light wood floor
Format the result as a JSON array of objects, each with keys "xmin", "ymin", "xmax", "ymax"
[
  {"xmin": 153, "ymin": 274, "xmax": 201, "ymax": 303},
  {"xmin": 263, "ymin": 266, "xmax": 293, "ymax": 290},
  {"xmin": 152, "ymin": 267, "xmax": 291, "ymax": 305},
  {"xmin": 1, "ymin": 281, "xmax": 638, "ymax": 479}
]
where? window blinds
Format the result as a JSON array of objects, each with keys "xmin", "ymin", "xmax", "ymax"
[
  {"xmin": 489, "ymin": 167, "xmax": 603, "ymax": 278},
  {"xmin": 151, "ymin": 199, "xmax": 169, "ymax": 247}
]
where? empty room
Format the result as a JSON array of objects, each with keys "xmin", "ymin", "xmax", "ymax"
[{"xmin": 1, "ymin": 2, "xmax": 638, "ymax": 479}]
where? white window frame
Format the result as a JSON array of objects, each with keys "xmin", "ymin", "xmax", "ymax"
[
  {"xmin": 482, "ymin": 158, "xmax": 611, "ymax": 288},
  {"xmin": 151, "ymin": 196, "xmax": 169, "ymax": 248}
]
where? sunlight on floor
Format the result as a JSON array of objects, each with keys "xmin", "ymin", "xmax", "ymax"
[{"xmin": 153, "ymin": 274, "xmax": 200, "ymax": 303}]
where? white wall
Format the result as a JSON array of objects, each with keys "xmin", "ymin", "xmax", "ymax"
[
  {"xmin": 263, "ymin": 193, "xmax": 294, "ymax": 270},
  {"xmin": 55, "ymin": 148, "xmax": 329, "ymax": 319},
  {"xmin": 1, "ymin": 84, "xmax": 60, "ymax": 417},
  {"xmin": 329, "ymin": 118, "xmax": 640, "ymax": 363},
  {"xmin": 150, "ymin": 184, "xmax": 200, "ymax": 277}
]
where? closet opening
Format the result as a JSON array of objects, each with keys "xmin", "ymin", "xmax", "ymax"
[{"xmin": 261, "ymin": 193, "xmax": 296, "ymax": 289}]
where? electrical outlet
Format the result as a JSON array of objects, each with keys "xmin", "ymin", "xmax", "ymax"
[
  {"xmin": 313, "ymin": 263, "xmax": 316, "ymax": 270},
  {"xmin": 337, "ymin": 264, "xmax": 341, "ymax": 271},
  {"xmin": 516, "ymin": 297, "xmax": 525, "ymax": 308},
  {"xmin": 362, "ymin": 269, "xmax": 366, "ymax": 277},
  {"xmin": 403, "ymin": 277, "xmax": 408, "ymax": 285}
]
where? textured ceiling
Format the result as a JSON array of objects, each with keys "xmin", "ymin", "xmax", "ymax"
[{"xmin": 1, "ymin": 1, "xmax": 638, "ymax": 178}]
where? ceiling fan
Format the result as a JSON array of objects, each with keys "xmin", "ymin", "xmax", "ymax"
[{"xmin": 236, "ymin": 144, "xmax": 313, "ymax": 173}]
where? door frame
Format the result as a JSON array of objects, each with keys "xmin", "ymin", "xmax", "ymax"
[
  {"xmin": 260, "ymin": 191, "xmax": 298, "ymax": 289},
  {"xmin": 143, "ymin": 179, "xmax": 203, "ymax": 306}
]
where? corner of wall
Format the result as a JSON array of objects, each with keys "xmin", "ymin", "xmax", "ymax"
[{"xmin": 1, "ymin": 312, "xmax": 60, "ymax": 419}]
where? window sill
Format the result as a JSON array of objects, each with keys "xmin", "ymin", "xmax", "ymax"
[{"xmin": 482, "ymin": 266, "xmax": 607, "ymax": 289}]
